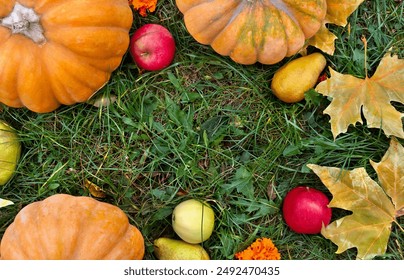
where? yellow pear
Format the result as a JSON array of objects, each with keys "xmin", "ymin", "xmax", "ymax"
[
  {"xmin": 0, "ymin": 120, "xmax": 21, "ymax": 185},
  {"xmin": 153, "ymin": 237, "xmax": 210, "ymax": 260},
  {"xmin": 271, "ymin": 53, "xmax": 327, "ymax": 103}
]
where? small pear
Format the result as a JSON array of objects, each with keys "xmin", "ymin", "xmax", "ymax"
[
  {"xmin": 153, "ymin": 237, "xmax": 210, "ymax": 260},
  {"xmin": 271, "ymin": 53, "xmax": 327, "ymax": 103}
]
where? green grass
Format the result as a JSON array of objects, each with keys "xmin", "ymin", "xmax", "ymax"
[{"xmin": 1, "ymin": 0, "xmax": 403, "ymax": 260}]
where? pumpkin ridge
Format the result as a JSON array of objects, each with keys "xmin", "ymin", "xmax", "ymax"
[
  {"xmin": 90, "ymin": 202, "xmax": 133, "ymax": 260},
  {"xmin": 232, "ymin": 4, "xmax": 259, "ymax": 62},
  {"xmin": 268, "ymin": 0, "xmax": 297, "ymax": 23},
  {"xmin": 256, "ymin": 4, "xmax": 288, "ymax": 62},
  {"xmin": 253, "ymin": 2, "xmax": 279, "ymax": 59},
  {"xmin": 210, "ymin": 3, "xmax": 251, "ymax": 57},
  {"xmin": 42, "ymin": 43, "xmax": 111, "ymax": 103},
  {"xmin": 16, "ymin": 39, "xmax": 60, "ymax": 112},
  {"xmin": 280, "ymin": 0, "xmax": 326, "ymax": 37},
  {"xmin": 97, "ymin": 216, "xmax": 132, "ymax": 259},
  {"xmin": 0, "ymin": 39, "xmax": 22, "ymax": 107},
  {"xmin": 184, "ymin": 0, "xmax": 242, "ymax": 45},
  {"xmin": 0, "ymin": 0, "xmax": 15, "ymax": 18},
  {"xmin": 0, "ymin": 214, "xmax": 31, "ymax": 259},
  {"xmin": 176, "ymin": 0, "xmax": 327, "ymax": 64},
  {"xmin": 69, "ymin": 198, "xmax": 103, "ymax": 259},
  {"xmin": 45, "ymin": 26, "xmax": 130, "ymax": 59},
  {"xmin": 66, "ymin": 196, "xmax": 136, "ymax": 259},
  {"xmin": 70, "ymin": 195, "xmax": 100, "ymax": 258},
  {"xmin": 101, "ymin": 224, "xmax": 145, "ymax": 260},
  {"xmin": 40, "ymin": 1, "xmax": 132, "ymax": 30},
  {"xmin": 15, "ymin": 201, "xmax": 47, "ymax": 259},
  {"xmin": 226, "ymin": 1, "xmax": 247, "ymax": 28},
  {"xmin": 55, "ymin": 197, "xmax": 84, "ymax": 259},
  {"xmin": 35, "ymin": 201, "xmax": 54, "ymax": 259},
  {"xmin": 34, "ymin": 196, "xmax": 67, "ymax": 259},
  {"xmin": 39, "ymin": 46, "xmax": 76, "ymax": 105}
]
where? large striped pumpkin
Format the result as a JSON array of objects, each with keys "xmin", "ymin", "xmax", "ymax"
[{"xmin": 176, "ymin": 0, "xmax": 327, "ymax": 65}]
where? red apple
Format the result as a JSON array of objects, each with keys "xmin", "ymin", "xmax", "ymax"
[
  {"xmin": 129, "ymin": 23, "xmax": 176, "ymax": 71},
  {"xmin": 282, "ymin": 186, "xmax": 332, "ymax": 234}
]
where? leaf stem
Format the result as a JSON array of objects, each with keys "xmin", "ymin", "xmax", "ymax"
[{"xmin": 361, "ymin": 36, "xmax": 368, "ymax": 77}]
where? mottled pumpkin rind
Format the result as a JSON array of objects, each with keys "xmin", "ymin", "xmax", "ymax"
[
  {"xmin": 0, "ymin": 194, "xmax": 145, "ymax": 260},
  {"xmin": 176, "ymin": 0, "xmax": 327, "ymax": 65}
]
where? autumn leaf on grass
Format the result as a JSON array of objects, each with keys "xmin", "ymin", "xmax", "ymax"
[
  {"xmin": 84, "ymin": 179, "xmax": 107, "ymax": 198},
  {"xmin": 308, "ymin": 0, "xmax": 365, "ymax": 54},
  {"xmin": 307, "ymin": 138, "xmax": 404, "ymax": 260},
  {"xmin": 0, "ymin": 197, "xmax": 13, "ymax": 208},
  {"xmin": 315, "ymin": 52, "xmax": 404, "ymax": 139}
]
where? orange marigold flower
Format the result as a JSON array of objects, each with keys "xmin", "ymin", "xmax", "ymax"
[
  {"xmin": 235, "ymin": 238, "xmax": 281, "ymax": 260},
  {"xmin": 129, "ymin": 0, "xmax": 157, "ymax": 17}
]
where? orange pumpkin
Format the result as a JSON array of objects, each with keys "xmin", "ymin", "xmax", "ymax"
[
  {"xmin": 0, "ymin": 0, "xmax": 133, "ymax": 113},
  {"xmin": 0, "ymin": 194, "xmax": 145, "ymax": 260},
  {"xmin": 176, "ymin": 0, "xmax": 327, "ymax": 65}
]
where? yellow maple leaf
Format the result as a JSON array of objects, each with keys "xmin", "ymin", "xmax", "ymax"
[
  {"xmin": 307, "ymin": 138, "xmax": 404, "ymax": 260},
  {"xmin": 308, "ymin": 0, "xmax": 365, "ymax": 54},
  {"xmin": 0, "ymin": 197, "xmax": 13, "ymax": 208},
  {"xmin": 315, "ymin": 52, "xmax": 404, "ymax": 139},
  {"xmin": 84, "ymin": 179, "xmax": 107, "ymax": 198}
]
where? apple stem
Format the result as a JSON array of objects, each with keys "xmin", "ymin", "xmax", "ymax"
[{"xmin": 1, "ymin": 3, "xmax": 46, "ymax": 44}]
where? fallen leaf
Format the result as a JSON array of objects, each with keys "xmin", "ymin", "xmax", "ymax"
[
  {"xmin": 267, "ymin": 179, "xmax": 277, "ymax": 201},
  {"xmin": 0, "ymin": 198, "xmax": 13, "ymax": 208},
  {"xmin": 325, "ymin": 0, "xmax": 365, "ymax": 26},
  {"xmin": 307, "ymin": 138, "xmax": 404, "ymax": 260},
  {"xmin": 87, "ymin": 94, "xmax": 117, "ymax": 108},
  {"xmin": 370, "ymin": 138, "xmax": 404, "ymax": 212},
  {"xmin": 315, "ymin": 52, "xmax": 404, "ymax": 139},
  {"xmin": 308, "ymin": 0, "xmax": 364, "ymax": 54},
  {"xmin": 307, "ymin": 25, "xmax": 338, "ymax": 55},
  {"xmin": 84, "ymin": 179, "xmax": 107, "ymax": 198}
]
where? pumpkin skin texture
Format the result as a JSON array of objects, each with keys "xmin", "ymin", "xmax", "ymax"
[
  {"xmin": 0, "ymin": 0, "xmax": 133, "ymax": 113},
  {"xmin": 176, "ymin": 0, "xmax": 327, "ymax": 65},
  {"xmin": 0, "ymin": 194, "xmax": 145, "ymax": 260}
]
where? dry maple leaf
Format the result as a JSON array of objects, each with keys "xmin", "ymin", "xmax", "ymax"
[
  {"xmin": 84, "ymin": 178, "xmax": 107, "ymax": 198},
  {"xmin": 315, "ymin": 52, "xmax": 404, "ymax": 139},
  {"xmin": 307, "ymin": 138, "xmax": 404, "ymax": 260},
  {"xmin": 0, "ymin": 197, "xmax": 13, "ymax": 208},
  {"xmin": 308, "ymin": 0, "xmax": 365, "ymax": 54}
]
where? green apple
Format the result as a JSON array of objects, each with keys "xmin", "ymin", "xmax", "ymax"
[{"xmin": 0, "ymin": 120, "xmax": 21, "ymax": 185}]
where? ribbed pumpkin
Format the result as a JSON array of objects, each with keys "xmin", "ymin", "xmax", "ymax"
[
  {"xmin": 0, "ymin": 0, "xmax": 133, "ymax": 113},
  {"xmin": 176, "ymin": 0, "xmax": 327, "ymax": 65},
  {"xmin": 0, "ymin": 194, "xmax": 145, "ymax": 260}
]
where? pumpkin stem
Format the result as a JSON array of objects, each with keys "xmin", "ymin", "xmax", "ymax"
[{"xmin": 0, "ymin": 3, "xmax": 46, "ymax": 44}]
